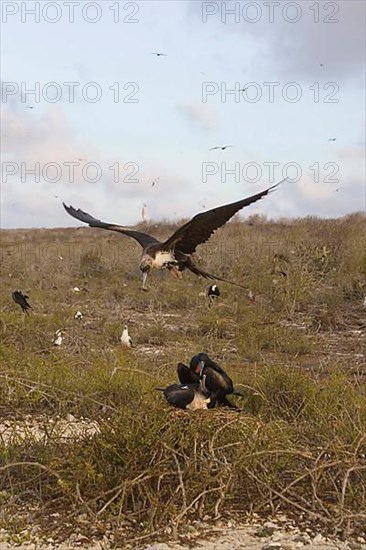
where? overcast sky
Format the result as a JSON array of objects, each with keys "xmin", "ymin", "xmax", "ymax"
[{"xmin": 1, "ymin": 0, "xmax": 365, "ymax": 228}]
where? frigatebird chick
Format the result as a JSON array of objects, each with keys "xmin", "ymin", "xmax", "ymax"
[
  {"xmin": 63, "ymin": 180, "xmax": 285, "ymax": 291},
  {"xmin": 158, "ymin": 375, "xmax": 215, "ymax": 410},
  {"xmin": 120, "ymin": 325, "xmax": 132, "ymax": 348},
  {"xmin": 53, "ymin": 329, "xmax": 64, "ymax": 346},
  {"xmin": 207, "ymin": 284, "xmax": 220, "ymax": 305},
  {"xmin": 187, "ymin": 353, "xmax": 239, "ymax": 409},
  {"xmin": 12, "ymin": 291, "xmax": 31, "ymax": 314}
]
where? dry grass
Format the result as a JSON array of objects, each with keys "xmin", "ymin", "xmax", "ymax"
[{"xmin": 0, "ymin": 213, "xmax": 366, "ymax": 544}]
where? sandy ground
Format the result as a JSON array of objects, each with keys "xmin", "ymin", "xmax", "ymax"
[{"xmin": 0, "ymin": 520, "xmax": 365, "ymax": 550}]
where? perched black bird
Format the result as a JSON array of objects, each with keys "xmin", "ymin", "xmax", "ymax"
[
  {"xmin": 158, "ymin": 375, "xmax": 215, "ymax": 410},
  {"xmin": 209, "ymin": 145, "xmax": 232, "ymax": 151},
  {"xmin": 178, "ymin": 353, "xmax": 240, "ymax": 409},
  {"xmin": 63, "ymin": 180, "xmax": 284, "ymax": 291},
  {"xmin": 12, "ymin": 291, "xmax": 31, "ymax": 314},
  {"xmin": 207, "ymin": 283, "xmax": 220, "ymax": 304}
]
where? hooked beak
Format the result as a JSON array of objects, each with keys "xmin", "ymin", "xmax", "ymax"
[
  {"xmin": 198, "ymin": 360, "xmax": 205, "ymax": 378},
  {"xmin": 141, "ymin": 270, "xmax": 149, "ymax": 291}
]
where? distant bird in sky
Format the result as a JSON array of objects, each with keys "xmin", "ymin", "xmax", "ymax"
[
  {"xmin": 141, "ymin": 204, "xmax": 147, "ymax": 222},
  {"xmin": 12, "ymin": 291, "xmax": 31, "ymax": 314},
  {"xmin": 76, "ymin": 157, "xmax": 86, "ymax": 162},
  {"xmin": 320, "ymin": 63, "xmax": 324, "ymax": 67},
  {"xmin": 209, "ymin": 145, "xmax": 232, "ymax": 151},
  {"xmin": 158, "ymin": 376, "xmax": 214, "ymax": 410},
  {"xmin": 63, "ymin": 180, "xmax": 284, "ymax": 291},
  {"xmin": 152, "ymin": 177, "xmax": 160, "ymax": 187},
  {"xmin": 151, "ymin": 52, "xmax": 167, "ymax": 57},
  {"xmin": 120, "ymin": 325, "xmax": 132, "ymax": 348},
  {"xmin": 334, "ymin": 187, "xmax": 342, "ymax": 193},
  {"xmin": 240, "ymin": 87, "xmax": 249, "ymax": 92},
  {"xmin": 53, "ymin": 329, "xmax": 64, "ymax": 346},
  {"xmin": 328, "ymin": 138, "xmax": 336, "ymax": 141},
  {"xmin": 208, "ymin": 284, "xmax": 220, "ymax": 304},
  {"xmin": 27, "ymin": 106, "xmax": 34, "ymax": 109}
]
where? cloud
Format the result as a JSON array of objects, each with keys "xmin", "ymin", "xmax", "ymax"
[
  {"xmin": 176, "ymin": 101, "xmax": 219, "ymax": 131},
  {"xmin": 190, "ymin": 1, "xmax": 365, "ymax": 82},
  {"xmin": 0, "ymin": 103, "xmax": 195, "ymax": 227}
]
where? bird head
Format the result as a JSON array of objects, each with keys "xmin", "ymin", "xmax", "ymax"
[
  {"xmin": 190, "ymin": 353, "xmax": 210, "ymax": 377},
  {"xmin": 140, "ymin": 255, "xmax": 152, "ymax": 273}
]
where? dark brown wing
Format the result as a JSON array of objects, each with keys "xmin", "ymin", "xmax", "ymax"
[
  {"xmin": 63, "ymin": 203, "xmax": 161, "ymax": 249},
  {"xmin": 162, "ymin": 180, "xmax": 285, "ymax": 255},
  {"xmin": 177, "ymin": 363, "xmax": 199, "ymax": 384}
]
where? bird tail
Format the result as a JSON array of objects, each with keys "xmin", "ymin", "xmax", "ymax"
[
  {"xmin": 219, "ymin": 397, "xmax": 239, "ymax": 409},
  {"xmin": 187, "ymin": 260, "xmax": 249, "ymax": 291}
]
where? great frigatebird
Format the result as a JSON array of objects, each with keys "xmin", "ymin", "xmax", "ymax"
[{"xmin": 63, "ymin": 180, "xmax": 284, "ymax": 290}]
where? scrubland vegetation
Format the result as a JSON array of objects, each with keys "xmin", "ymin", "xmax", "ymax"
[{"xmin": 0, "ymin": 213, "xmax": 365, "ymax": 545}]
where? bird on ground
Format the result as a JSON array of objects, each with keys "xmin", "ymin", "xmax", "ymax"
[
  {"xmin": 74, "ymin": 311, "xmax": 83, "ymax": 320},
  {"xmin": 63, "ymin": 180, "xmax": 284, "ymax": 291},
  {"xmin": 158, "ymin": 375, "xmax": 214, "ymax": 410},
  {"xmin": 12, "ymin": 291, "xmax": 31, "ymax": 314},
  {"xmin": 208, "ymin": 283, "xmax": 220, "ymax": 304},
  {"xmin": 363, "ymin": 296, "xmax": 366, "ymax": 310},
  {"xmin": 209, "ymin": 145, "xmax": 232, "ymax": 151},
  {"xmin": 120, "ymin": 325, "xmax": 132, "ymax": 348},
  {"xmin": 53, "ymin": 329, "xmax": 64, "ymax": 346},
  {"xmin": 247, "ymin": 290, "xmax": 256, "ymax": 303},
  {"xmin": 141, "ymin": 204, "xmax": 147, "ymax": 222},
  {"xmin": 178, "ymin": 353, "xmax": 241, "ymax": 409},
  {"xmin": 151, "ymin": 52, "xmax": 167, "ymax": 57}
]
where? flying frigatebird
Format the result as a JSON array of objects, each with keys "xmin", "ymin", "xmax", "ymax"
[{"xmin": 63, "ymin": 180, "xmax": 284, "ymax": 290}]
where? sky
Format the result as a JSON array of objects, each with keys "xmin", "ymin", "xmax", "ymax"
[{"xmin": 1, "ymin": 0, "xmax": 365, "ymax": 228}]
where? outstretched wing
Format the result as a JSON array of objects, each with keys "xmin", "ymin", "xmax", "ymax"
[
  {"xmin": 162, "ymin": 180, "xmax": 285, "ymax": 255},
  {"xmin": 63, "ymin": 203, "xmax": 161, "ymax": 249},
  {"xmin": 163, "ymin": 384, "xmax": 195, "ymax": 409}
]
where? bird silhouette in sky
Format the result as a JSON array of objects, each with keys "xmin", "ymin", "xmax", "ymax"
[{"xmin": 209, "ymin": 145, "xmax": 232, "ymax": 151}]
